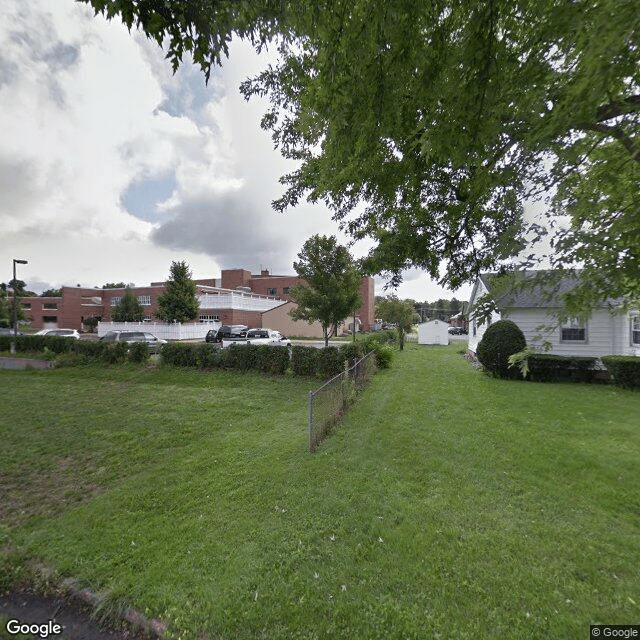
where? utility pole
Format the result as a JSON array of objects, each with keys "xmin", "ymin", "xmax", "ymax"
[{"xmin": 11, "ymin": 258, "xmax": 28, "ymax": 354}]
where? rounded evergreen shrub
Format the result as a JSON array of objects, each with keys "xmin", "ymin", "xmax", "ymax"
[{"xmin": 476, "ymin": 320, "xmax": 526, "ymax": 379}]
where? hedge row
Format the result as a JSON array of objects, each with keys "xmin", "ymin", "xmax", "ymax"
[
  {"xmin": 161, "ymin": 341, "xmax": 389, "ymax": 377},
  {"xmin": 527, "ymin": 354, "xmax": 600, "ymax": 383},
  {"xmin": 160, "ymin": 342, "xmax": 290, "ymax": 375},
  {"xmin": 0, "ymin": 335, "xmax": 146, "ymax": 365},
  {"xmin": 601, "ymin": 356, "xmax": 640, "ymax": 390},
  {"xmin": 0, "ymin": 335, "xmax": 394, "ymax": 376},
  {"xmin": 504, "ymin": 351, "xmax": 640, "ymax": 389}
]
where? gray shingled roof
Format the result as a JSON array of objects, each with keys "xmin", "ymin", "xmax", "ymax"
[{"xmin": 480, "ymin": 270, "xmax": 616, "ymax": 309}]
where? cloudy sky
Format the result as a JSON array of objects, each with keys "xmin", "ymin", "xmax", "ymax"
[{"xmin": 0, "ymin": 0, "xmax": 471, "ymax": 303}]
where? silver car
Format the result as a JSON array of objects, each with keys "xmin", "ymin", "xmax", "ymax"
[
  {"xmin": 100, "ymin": 330, "xmax": 167, "ymax": 354},
  {"xmin": 35, "ymin": 328, "xmax": 81, "ymax": 339}
]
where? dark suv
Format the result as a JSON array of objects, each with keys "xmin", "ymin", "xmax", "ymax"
[{"xmin": 205, "ymin": 324, "xmax": 248, "ymax": 344}]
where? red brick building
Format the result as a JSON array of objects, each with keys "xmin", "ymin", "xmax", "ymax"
[{"xmin": 19, "ymin": 269, "xmax": 375, "ymax": 336}]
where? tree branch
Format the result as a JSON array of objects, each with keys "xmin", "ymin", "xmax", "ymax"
[
  {"xmin": 584, "ymin": 122, "xmax": 640, "ymax": 162},
  {"xmin": 595, "ymin": 94, "xmax": 640, "ymax": 123}
]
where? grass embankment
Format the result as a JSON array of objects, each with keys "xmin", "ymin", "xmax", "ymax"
[{"xmin": 1, "ymin": 346, "xmax": 638, "ymax": 639}]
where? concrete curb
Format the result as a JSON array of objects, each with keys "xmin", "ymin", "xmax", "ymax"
[{"xmin": 29, "ymin": 562, "xmax": 170, "ymax": 639}]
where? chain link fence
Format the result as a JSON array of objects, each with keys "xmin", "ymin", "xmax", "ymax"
[{"xmin": 308, "ymin": 350, "xmax": 377, "ymax": 452}]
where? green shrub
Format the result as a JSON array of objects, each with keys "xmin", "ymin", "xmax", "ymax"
[
  {"xmin": 476, "ymin": 320, "xmax": 527, "ymax": 379},
  {"xmin": 161, "ymin": 342, "xmax": 197, "ymax": 367},
  {"xmin": 54, "ymin": 352, "xmax": 89, "ymax": 367},
  {"xmin": 528, "ymin": 354, "xmax": 599, "ymax": 383},
  {"xmin": 318, "ymin": 346, "xmax": 344, "ymax": 378},
  {"xmin": 224, "ymin": 344, "xmax": 258, "ymax": 371},
  {"xmin": 195, "ymin": 344, "xmax": 223, "ymax": 369},
  {"xmin": 127, "ymin": 341, "xmax": 150, "ymax": 364},
  {"xmin": 102, "ymin": 342, "xmax": 128, "ymax": 364},
  {"xmin": 602, "ymin": 356, "xmax": 640, "ymax": 389},
  {"xmin": 340, "ymin": 342, "xmax": 364, "ymax": 366},
  {"xmin": 372, "ymin": 343, "xmax": 393, "ymax": 369},
  {"xmin": 74, "ymin": 340, "xmax": 109, "ymax": 359},
  {"xmin": 254, "ymin": 345, "xmax": 290, "ymax": 375},
  {"xmin": 291, "ymin": 346, "xmax": 321, "ymax": 376}
]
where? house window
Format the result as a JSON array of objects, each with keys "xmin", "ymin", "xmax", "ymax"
[
  {"xmin": 22, "ymin": 302, "xmax": 31, "ymax": 309},
  {"xmin": 110, "ymin": 297, "xmax": 122, "ymax": 306},
  {"xmin": 42, "ymin": 316, "xmax": 58, "ymax": 323},
  {"xmin": 560, "ymin": 318, "xmax": 587, "ymax": 342},
  {"xmin": 631, "ymin": 316, "xmax": 640, "ymax": 346},
  {"xmin": 43, "ymin": 303, "xmax": 58, "ymax": 310},
  {"xmin": 267, "ymin": 288, "xmax": 277, "ymax": 296},
  {"xmin": 138, "ymin": 295, "xmax": 151, "ymax": 306}
]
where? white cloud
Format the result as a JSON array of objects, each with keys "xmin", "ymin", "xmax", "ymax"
[{"xmin": 0, "ymin": 0, "xmax": 467, "ymax": 304}]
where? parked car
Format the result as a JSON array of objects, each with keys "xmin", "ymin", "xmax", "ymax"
[
  {"xmin": 35, "ymin": 328, "xmax": 81, "ymax": 339},
  {"xmin": 221, "ymin": 328, "xmax": 291, "ymax": 348},
  {"xmin": 205, "ymin": 324, "xmax": 248, "ymax": 344},
  {"xmin": 100, "ymin": 330, "xmax": 167, "ymax": 353},
  {"xmin": 448, "ymin": 326, "xmax": 467, "ymax": 335},
  {"xmin": 0, "ymin": 327, "xmax": 23, "ymax": 336}
]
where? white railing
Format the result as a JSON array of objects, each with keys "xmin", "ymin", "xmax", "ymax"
[
  {"xmin": 198, "ymin": 292, "xmax": 285, "ymax": 312},
  {"xmin": 97, "ymin": 321, "xmax": 220, "ymax": 341}
]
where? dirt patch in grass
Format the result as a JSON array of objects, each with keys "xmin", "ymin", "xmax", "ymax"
[{"xmin": 0, "ymin": 456, "xmax": 102, "ymax": 530}]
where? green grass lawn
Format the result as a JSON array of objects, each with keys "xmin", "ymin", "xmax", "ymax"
[{"xmin": 1, "ymin": 346, "xmax": 639, "ymax": 639}]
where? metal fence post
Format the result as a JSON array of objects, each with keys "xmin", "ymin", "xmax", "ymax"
[{"xmin": 308, "ymin": 390, "xmax": 314, "ymax": 452}]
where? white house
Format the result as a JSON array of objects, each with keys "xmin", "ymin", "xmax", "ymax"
[
  {"xmin": 468, "ymin": 272, "xmax": 640, "ymax": 358},
  {"xmin": 417, "ymin": 320, "xmax": 450, "ymax": 345}
]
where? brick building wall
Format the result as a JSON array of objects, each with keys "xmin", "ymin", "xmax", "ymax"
[
  {"xmin": 221, "ymin": 269, "xmax": 376, "ymax": 331},
  {"xmin": 19, "ymin": 268, "xmax": 375, "ymax": 332}
]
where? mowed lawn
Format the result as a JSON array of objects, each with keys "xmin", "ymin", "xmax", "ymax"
[{"xmin": 1, "ymin": 345, "xmax": 639, "ymax": 639}]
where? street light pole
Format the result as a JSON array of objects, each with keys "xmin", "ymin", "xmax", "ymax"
[{"xmin": 11, "ymin": 258, "xmax": 28, "ymax": 354}]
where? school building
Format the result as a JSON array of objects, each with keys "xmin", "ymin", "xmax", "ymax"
[{"xmin": 19, "ymin": 268, "xmax": 375, "ymax": 338}]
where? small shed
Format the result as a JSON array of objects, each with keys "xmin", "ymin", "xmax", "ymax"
[{"xmin": 417, "ymin": 319, "xmax": 450, "ymax": 345}]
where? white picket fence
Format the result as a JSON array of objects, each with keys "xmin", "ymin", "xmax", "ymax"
[{"xmin": 97, "ymin": 321, "xmax": 220, "ymax": 341}]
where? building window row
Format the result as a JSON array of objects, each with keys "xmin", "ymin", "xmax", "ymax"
[
  {"xmin": 266, "ymin": 287, "xmax": 291, "ymax": 296},
  {"xmin": 138, "ymin": 295, "xmax": 151, "ymax": 306},
  {"xmin": 199, "ymin": 315, "xmax": 220, "ymax": 323}
]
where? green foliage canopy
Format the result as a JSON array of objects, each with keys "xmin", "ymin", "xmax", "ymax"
[
  {"xmin": 82, "ymin": 0, "xmax": 640, "ymax": 312},
  {"xmin": 111, "ymin": 287, "xmax": 145, "ymax": 322},
  {"xmin": 376, "ymin": 295, "xmax": 415, "ymax": 350},
  {"xmin": 155, "ymin": 261, "xmax": 200, "ymax": 323},
  {"xmin": 0, "ymin": 289, "xmax": 10, "ymax": 328},
  {"xmin": 289, "ymin": 234, "xmax": 362, "ymax": 346}
]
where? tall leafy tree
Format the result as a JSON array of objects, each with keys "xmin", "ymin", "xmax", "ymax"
[
  {"xmin": 376, "ymin": 296, "xmax": 415, "ymax": 351},
  {"xmin": 82, "ymin": 0, "xmax": 640, "ymax": 313},
  {"xmin": 155, "ymin": 261, "xmax": 199, "ymax": 323},
  {"xmin": 3, "ymin": 281, "xmax": 28, "ymax": 326},
  {"xmin": 0, "ymin": 288, "xmax": 11, "ymax": 328},
  {"xmin": 111, "ymin": 287, "xmax": 145, "ymax": 322},
  {"xmin": 289, "ymin": 235, "xmax": 362, "ymax": 347}
]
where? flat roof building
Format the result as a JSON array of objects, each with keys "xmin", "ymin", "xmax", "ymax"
[{"xmin": 18, "ymin": 269, "xmax": 375, "ymax": 338}]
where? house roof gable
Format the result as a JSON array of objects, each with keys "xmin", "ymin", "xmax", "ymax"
[{"xmin": 478, "ymin": 270, "xmax": 621, "ymax": 310}]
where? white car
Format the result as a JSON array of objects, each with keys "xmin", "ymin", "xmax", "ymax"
[
  {"xmin": 222, "ymin": 329, "xmax": 291, "ymax": 348},
  {"xmin": 35, "ymin": 328, "xmax": 81, "ymax": 339}
]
